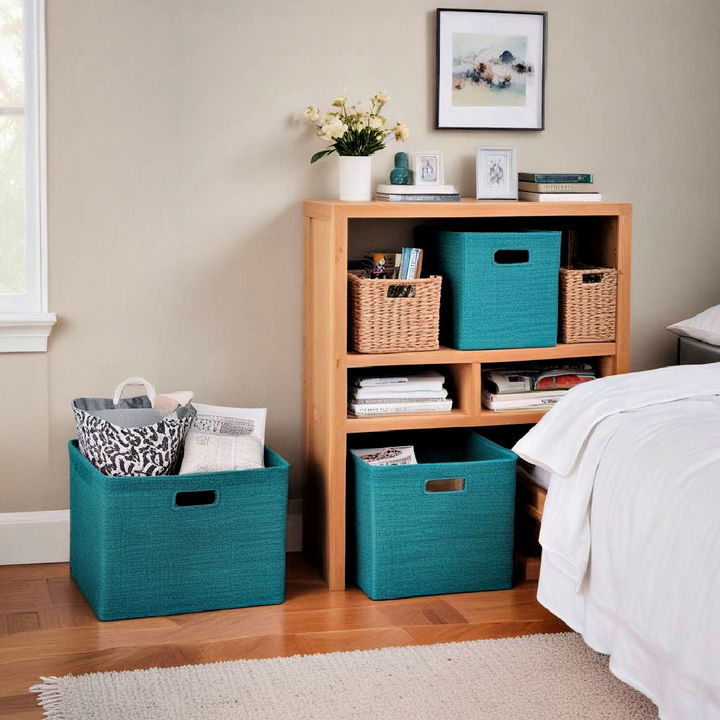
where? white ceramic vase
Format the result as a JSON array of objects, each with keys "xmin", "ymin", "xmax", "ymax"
[{"xmin": 338, "ymin": 155, "xmax": 372, "ymax": 201}]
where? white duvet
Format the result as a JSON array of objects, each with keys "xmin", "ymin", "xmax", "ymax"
[{"xmin": 514, "ymin": 363, "xmax": 720, "ymax": 720}]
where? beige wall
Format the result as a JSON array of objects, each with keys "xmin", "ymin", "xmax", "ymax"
[{"xmin": 2, "ymin": 0, "xmax": 720, "ymax": 512}]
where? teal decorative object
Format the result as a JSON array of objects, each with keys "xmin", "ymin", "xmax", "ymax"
[
  {"xmin": 390, "ymin": 152, "xmax": 412, "ymax": 185},
  {"xmin": 69, "ymin": 440, "xmax": 289, "ymax": 620},
  {"xmin": 428, "ymin": 230, "xmax": 561, "ymax": 349},
  {"xmin": 351, "ymin": 430, "xmax": 517, "ymax": 600}
]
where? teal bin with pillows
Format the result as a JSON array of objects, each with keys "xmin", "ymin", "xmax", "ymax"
[
  {"xmin": 69, "ymin": 440, "xmax": 289, "ymax": 621},
  {"xmin": 351, "ymin": 431, "xmax": 516, "ymax": 600},
  {"xmin": 429, "ymin": 230, "xmax": 561, "ymax": 349}
]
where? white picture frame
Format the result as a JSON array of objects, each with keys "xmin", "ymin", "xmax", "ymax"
[
  {"xmin": 476, "ymin": 147, "xmax": 517, "ymax": 199},
  {"xmin": 411, "ymin": 152, "xmax": 444, "ymax": 186}
]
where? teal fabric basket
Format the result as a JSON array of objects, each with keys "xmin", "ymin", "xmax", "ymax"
[
  {"xmin": 429, "ymin": 230, "xmax": 561, "ymax": 349},
  {"xmin": 351, "ymin": 431, "xmax": 517, "ymax": 600},
  {"xmin": 69, "ymin": 440, "xmax": 289, "ymax": 621}
]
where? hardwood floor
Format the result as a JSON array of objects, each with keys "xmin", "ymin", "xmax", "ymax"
[{"xmin": 0, "ymin": 553, "xmax": 566, "ymax": 719}]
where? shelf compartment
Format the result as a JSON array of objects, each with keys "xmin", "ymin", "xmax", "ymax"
[{"xmin": 347, "ymin": 342, "xmax": 616, "ymax": 368}]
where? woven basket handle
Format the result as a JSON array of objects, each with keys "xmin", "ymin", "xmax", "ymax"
[
  {"xmin": 112, "ymin": 377, "xmax": 157, "ymax": 407},
  {"xmin": 581, "ymin": 272, "xmax": 604, "ymax": 284}
]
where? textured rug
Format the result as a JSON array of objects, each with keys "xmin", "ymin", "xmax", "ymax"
[{"xmin": 31, "ymin": 632, "xmax": 658, "ymax": 719}]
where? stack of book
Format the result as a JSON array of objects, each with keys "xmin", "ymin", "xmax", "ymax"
[
  {"xmin": 375, "ymin": 184, "xmax": 461, "ymax": 203},
  {"xmin": 518, "ymin": 173, "xmax": 601, "ymax": 202},
  {"xmin": 348, "ymin": 369, "xmax": 453, "ymax": 416},
  {"xmin": 482, "ymin": 363, "xmax": 596, "ymax": 412}
]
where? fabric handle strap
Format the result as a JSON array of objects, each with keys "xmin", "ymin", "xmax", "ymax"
[{"xmin": 112, "ymin": 377, "xmax": 157, "ymax": 407}]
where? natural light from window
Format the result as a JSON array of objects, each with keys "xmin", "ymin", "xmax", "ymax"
[
  {"xmin": 0, "ymin": 0, "xmax": 25, "ymax": 296},
  {"xmin": 0, "ymin": 0, "xmax": 55, "ymax": 352}
]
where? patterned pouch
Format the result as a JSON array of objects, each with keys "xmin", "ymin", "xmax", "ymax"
[{"xmin": 72, "ymin": 377, "xmax": 196, "ymax": 477}]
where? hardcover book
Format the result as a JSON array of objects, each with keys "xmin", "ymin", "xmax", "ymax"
[
  {"xmin": 519, "ymin": 191, "xmax": 602, "ymax": 203},
  {"xmin": 518, "ymin": 182, "xmax": 594, "ymax": 193},
  {"xmin": 518, "ymin": 173, "xmax": 593, "ymax": 183}
]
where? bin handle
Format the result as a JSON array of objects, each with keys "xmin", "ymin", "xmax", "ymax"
[
  {"xmin": 425, "ymin": 478, "xmax": 466, "ymax": 493},
  {"xmin": 113, "ymin": 377, "xmax": 157, "ymax": 407},
  {"xmin": 494, "ymin": 249, "xmax": 529, "ymax": 265},
  {"xmin": 175, "ymin": 490, "xmax": 217, "ymax": 507}
]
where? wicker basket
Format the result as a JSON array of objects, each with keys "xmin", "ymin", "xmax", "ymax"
[
  {"xmin": 348, "ymin": 273, "xmax": 441, "ymax": 353},
  {"xmin": 559, "ymin": 266, "xmax": 617, "ymax": 343}
]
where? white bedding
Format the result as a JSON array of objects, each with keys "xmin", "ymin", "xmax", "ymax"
[{"xmin": 514, "ymin": 363, "xmax": 720, "ymax": 720}]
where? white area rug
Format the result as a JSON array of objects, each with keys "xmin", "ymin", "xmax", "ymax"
[{"xmin": 32, "ymin": 632, "xmax": 657, "ymax": 719}]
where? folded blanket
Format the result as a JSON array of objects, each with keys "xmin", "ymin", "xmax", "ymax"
[{"xmin": 513, "ymin": 362, "xmax": 720, "ymax": 476}]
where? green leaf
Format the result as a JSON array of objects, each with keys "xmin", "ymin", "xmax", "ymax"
[{"xmin": 310, "ymin": 149, "xmax": 334, "ymax": 164}]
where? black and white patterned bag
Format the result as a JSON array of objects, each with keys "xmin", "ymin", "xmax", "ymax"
[{"xmin": 72, "ymin": 377, "xmax": 196, "ymax": 477}]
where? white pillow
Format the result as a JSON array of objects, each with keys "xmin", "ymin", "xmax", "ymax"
[{"xmin": 667, "ymin": 304, "xmax": 720, "ymax": 346}]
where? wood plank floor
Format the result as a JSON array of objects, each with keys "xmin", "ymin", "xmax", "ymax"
[{"xmin": 0, "ymin": 553, "xmax": 566, "ymax": 719}]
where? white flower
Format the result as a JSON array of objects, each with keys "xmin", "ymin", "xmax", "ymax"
[
  {"xmin": 368, "ymin": 114, "xmax": 385, "ymax": 130},
  {"xmin": 349, "ymin": 112, "xmax": 370, "ymax": 130},
  {"xmin": 302, "ymin": 106, "xmax": 321, "ymax": 125},
  {"xmin": 393, "ymin": 121, "xmax": 409, "ymax": 141},
  {"xmin": 372, "ymin": 91, "xmax": 390, "ymax": 106},
  {"xmin": 319, "ymin": 117, "xmax": 348, "ymax": 140},
  {"xmin": 331, "ymin": 96, "xmax": 346, "ymax": 107}
]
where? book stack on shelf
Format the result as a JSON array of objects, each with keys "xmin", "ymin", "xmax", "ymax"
[
  {"xmin": 482, "ymin": 363, "xmax": 596, "ymax": 412},
  {"xmin": 375, "ymin": 184, "xmax": 460, "ymax": 203},
  {"xmin": 348, "ymin": 369, "xmax": 453, "ymax": 417},
  {"xmin": 518, "ymin": 173, "xmax": 601, "ymax": 203}
]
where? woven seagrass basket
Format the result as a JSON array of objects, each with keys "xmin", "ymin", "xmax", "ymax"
[
  {"xmin": 559, "ymin": 266, "xmax": 617, "ymax": 343},
  {"xmin": 348, "ymin": 273, "xmax": 441, "ymax": 353}
]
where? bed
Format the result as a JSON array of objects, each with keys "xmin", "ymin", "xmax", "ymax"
[
  {"xmin": 677, "ymin": 335, "xmax": 720, "ymax": 364},
  {"xmin": 513, "ymin": 363, "xmax": 720, "ymax": 720}
]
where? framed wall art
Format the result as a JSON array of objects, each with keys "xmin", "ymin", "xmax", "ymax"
[
  {"xmin": 436, "ymin": 9, "xmax": 546, "ymax": 130},
  {"xmin": 476, "ymin": 147, "xmax": 517, "ymax": 199}
]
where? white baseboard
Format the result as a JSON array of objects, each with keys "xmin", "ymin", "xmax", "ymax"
[
  {"xmin": 0, "ymin": 501, "xmax": 303, "ymax": 565},
  {"xmin": 0, "ymin": 510, "xmax": 70, "ymax": 565}
]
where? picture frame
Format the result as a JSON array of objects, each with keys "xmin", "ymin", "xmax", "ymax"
[
  {"xmin": 436, "ymin": 9, "xmax": 547, "ymax": 130},
  {"xmin": 476, "ymin": 147, "xmax": 517, "ymax": 200},
  {"xmin": 411, "ymin": 152, "xmax": 444, "ymax": 186}
]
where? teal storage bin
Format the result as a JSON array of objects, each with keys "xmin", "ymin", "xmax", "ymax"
[
  {"xmin": 69, "ymin": 440, "xmax": 289, "ymax": 621},
  {"xmin": 429, "ymin": 230, "xmax": 561, "ymax": 349},
  {"xmin": 351, "ymin": 431, "xmax": 516, "ymax": 600}
]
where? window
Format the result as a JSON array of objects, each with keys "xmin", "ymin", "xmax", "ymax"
[{"xmin": 0, "ymin": 0, "xmax": 54, "ymax": 351}]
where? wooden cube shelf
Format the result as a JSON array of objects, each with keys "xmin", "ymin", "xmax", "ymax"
[{"xmin": 303, "ymin": 199, "xmax": 632, "ymax": 590}]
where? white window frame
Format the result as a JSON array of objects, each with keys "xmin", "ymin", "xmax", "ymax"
[{"xmin": 0, "ymin": 0, "xmax": 56, "ymax": 352}]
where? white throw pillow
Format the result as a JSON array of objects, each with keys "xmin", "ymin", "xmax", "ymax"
[{"xmin": 667, "ymin": 304, "xmax": 720, "ymax": 346}]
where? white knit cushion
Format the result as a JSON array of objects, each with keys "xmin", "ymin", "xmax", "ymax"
[{"xmin": 667, "ymin": 304, "xmax": 720, "ymax": 346}]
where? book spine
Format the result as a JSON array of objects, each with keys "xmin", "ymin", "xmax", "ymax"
[
  {"xmin": 519, "ymin": 173, "xmax": 593, "ymax": 183},
  {"xmin": 402, "ymin": 248, "xmax": 414, "ymax": 279},
  {"xmin": 349, "ymin": 400, "xmax": 453, "ymax": 416},
  {"xmin": 376, "ymin": 194, "xmax": 461, "ymax": 202},
  {"xmin": 407, "ymin": 248, "xmax": 419, "ymax": 280},
  {"xmin": 483, "ymin": 396, "xmax": 561, "ymax": 411},
  {"xmin": 518, "ymin": 182, "xmax": 594, "ymax": 193},
  {"xmin": 519, "ymin": 192, "xmax": 602, "ymax": 203},
  {"xmin": 356, "ymin": 377, "xmax": 409, "ymax": 387}
]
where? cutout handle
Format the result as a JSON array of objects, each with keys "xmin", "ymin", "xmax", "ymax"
[
  {"xmin": 175, "ymin": 490, "xmax": 217, "ymax": 507},
  {"xmin": 494, "ymin": 249, "xmax": 529, "ymax": 264},
  {"xmin": 581, "ymin": 273, "xmax": 603, "ymax": 284},
  {"xmin": 387, "ymin": 284, "xmax": 416, "ymax": 298},
  {"xmin": 425, "ymin": 478, "xmax": 466, "ymax": 493}
]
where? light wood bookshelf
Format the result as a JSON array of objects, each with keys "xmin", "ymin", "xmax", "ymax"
[{"xmin": 303, "ymin": 199, "xmax": 632, "ymax": 590}]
